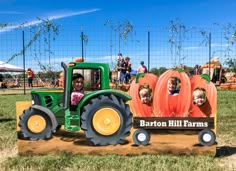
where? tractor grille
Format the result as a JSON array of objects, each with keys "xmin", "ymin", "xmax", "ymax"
[{"xmin": 44, "ymin": 96, "xmax": 53, "ymax": 107}]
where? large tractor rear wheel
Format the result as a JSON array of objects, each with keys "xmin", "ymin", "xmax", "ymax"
[
  {"xmin": 18, "ymin": 108, "xmax": 53, "ymax": 140},
  {"xmin": 81, "ymin": 94, "xmax": 133, "ymax": 146}
]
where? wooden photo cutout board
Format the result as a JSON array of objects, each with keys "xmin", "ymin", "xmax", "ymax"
[{"xmin": 17, "ymin": 71, "xmax": 217, "ymax": 156}]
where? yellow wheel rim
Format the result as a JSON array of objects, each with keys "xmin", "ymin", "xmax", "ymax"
[
  {"xmin": 92, "ymin": 108, "xmax": 121, "ymax": 136},
  {"xmin": 27, "ymin": 115, "xmax": 46, "ymax": 133}
]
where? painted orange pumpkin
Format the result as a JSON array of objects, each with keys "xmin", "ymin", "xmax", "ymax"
[
  {"xmin": 189, "ymin": 74, "xmax": 217, "ymax": 117},
  {"xmin": 129, "ymin": 73, "xmax": 158, "ymax": 117},
  {"xmin": 153, "ymin": 69, "xmax": 191, "ymax": 117},
  {"xmin": 75, "ymin": 57, "xmax": 84, "ymax": 62}
]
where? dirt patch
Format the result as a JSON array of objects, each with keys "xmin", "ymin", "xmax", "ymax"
[{"xmin": 18, "ymin": 128, "xmax": 216, "ymax": 156}]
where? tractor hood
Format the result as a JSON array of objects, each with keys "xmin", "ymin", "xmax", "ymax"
[{"xmin": 31, "ymin": 87, "xmax": 64, "ymax": 93}]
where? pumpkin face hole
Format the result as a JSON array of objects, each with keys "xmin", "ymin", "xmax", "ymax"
[
  {"xmin": 138, "ymin": 84, "xmax": 152, "ymax": 106},
  {"xmin": 167, "ymin": 77, "xmax": 181, "ymax": 96}
]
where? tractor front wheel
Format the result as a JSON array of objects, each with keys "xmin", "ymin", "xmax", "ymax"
[{"xmin": 81, "ymin": 94, "xmax": 132, "ymax": 146}]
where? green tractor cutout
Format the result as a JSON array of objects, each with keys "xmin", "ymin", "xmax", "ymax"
[{"xmin": 17, "ymin": 61, "xmax": 133, "ymax": 146}]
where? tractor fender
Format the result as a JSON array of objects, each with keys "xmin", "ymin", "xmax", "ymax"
[
  {"xmin": 79, "ymin": 90, "xmax": 131, "ymax": 109},
  {"xmin": 31, "ymin": 105, "xmax": 58, "ymax": 131}
]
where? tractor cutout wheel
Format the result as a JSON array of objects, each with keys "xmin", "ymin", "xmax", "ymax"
[
  {"xmin": 132, "ymin": 128, "xmax": 150, "ymax": 146},
  {"xmin": 81, "ymin": 94, "xmax": 133, "ymax": 146},
  {"xmin": 198, "ymin": 128, "xmax": 216, "ymax": 146},
  {"xmin": 19, "ymin": 108, "xmax": 53, "ymax": 140}
]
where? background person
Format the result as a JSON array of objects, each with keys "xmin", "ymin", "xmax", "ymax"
[
  {"xmin": 116, "ymin": 53, "xmax": 124, "ymax": 84},
  {"xmin": 15, "ymin": 75, "xmax": 20, "ymax": 87},
  {"xmin": 120, "ymin": 56, "xmax": 131, "ymax": 84},
  {"xmin": 137, "ymin": 61, "xmax": 147, "ymax": 73},
  {"xmin": 26, "ymin": 68, "xmax": 34, "ymax": 88}
]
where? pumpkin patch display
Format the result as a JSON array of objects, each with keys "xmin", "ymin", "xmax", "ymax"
[
  {"xmin": 153, "ymin": 69, "xmax": 191, "ymax": 117},
  {"xmin": 129, "ymin": 73, "xmax": 158, "ymax": 117},
  {"xmin": 189, "ymin": 74, "xmax": 217, "ymax": 117}
]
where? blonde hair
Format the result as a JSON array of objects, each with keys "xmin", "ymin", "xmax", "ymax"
[
  {"xmin": 193, "ymin": 88, "xmax": 206, "ymax": 98},
  {"xmin": 193, "ymin": 88, "xmax": 206, "ymax": 105},
  {"xmin": 138, "ymin": 84, "xmax": 152, "ymax": 98}
]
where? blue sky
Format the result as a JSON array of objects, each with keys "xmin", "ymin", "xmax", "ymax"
[
  {"xmin": 0, "ymin": 0, "xmax": 236, "ymax": 71},
  {"xmin": 1, "ymin": 0, "xmax": 235, "ymax": 28}
]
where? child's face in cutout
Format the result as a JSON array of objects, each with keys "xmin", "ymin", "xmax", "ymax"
[
  {"xmin": 193, "ymin": 92, "xmax": 206, "ymax": 106},
  {"xmin": 72, "ymin": 78, "xmax": 84, "ymax": 91},
  {"xmin": 167, "ymin": 80, "xmax": 177, "ymax": 93},
  {"xmin": 139, "ymin": 88, "xmax": 151, "ymax": 104}
]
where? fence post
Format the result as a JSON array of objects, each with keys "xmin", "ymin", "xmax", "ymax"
[
  {"xmin": 81, "ymin": 31, "xmax": 84, "ymax": 60},
  {"xmin": 148, "ymin": 29, "xmax": 150, "ymax": 72},
  {"xmin": 208, "ymin": 32, "xmax": 211, "ymax": 76},
  {"xmin": 22, "ymin": 30, "xmax": 26, "ymax": 95}
]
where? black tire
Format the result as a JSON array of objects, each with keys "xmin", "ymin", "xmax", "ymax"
[
  {"xmin": 81, "ymin": 94, "xmax": 133, "ymax": 146},
  {"xmin": 198, "ymin": 128, "xmax": 216, "ymax": 146},
  {"xmin": 18, "ymin": 108, "xmax": 53, "ymax": 140},
  {"xmin": 53, "ymin": 125, "xmax": 62, "ymax": 134},
  {"xmin": 133, "ymin": 128, "xmax": 150, "ymax": 146}
]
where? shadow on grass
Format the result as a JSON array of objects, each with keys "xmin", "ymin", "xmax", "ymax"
[
  {"xmin": 0, "ymin": 118, "xmax": 15, "ymax": 122},
  {"xmin": 215, "ymin": 146, "xmax": 236, "ymax": 157}
]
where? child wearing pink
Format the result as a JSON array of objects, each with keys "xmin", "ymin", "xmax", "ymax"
[{"xmin": 71, "ymin": 73, "xmax": 85, "ymax": 106}]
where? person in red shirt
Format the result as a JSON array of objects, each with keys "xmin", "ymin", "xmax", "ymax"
[{"xmin": 26, "ymin": 68, "xmax": 34, "ymax": 88}]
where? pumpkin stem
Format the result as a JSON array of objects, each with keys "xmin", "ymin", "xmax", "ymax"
[
  {"xmin": 135, "ymin": 73, "xmax": 145, "ymax": 83},
  {"xmin": 201, "ymin": 74, "xmax": 211, "ymax": 83},
  {"xmin": 174, "ymin": 67, "xmax": 184, "ymax": 72}
]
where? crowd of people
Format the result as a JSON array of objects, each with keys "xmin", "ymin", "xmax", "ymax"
[
  {"xmin": 116, "ymin": 53, "xmax": 149, "ymax": 85},
  {"xmin": 116, "ymin": 53, "xmax": 132, "ymax": 84}
]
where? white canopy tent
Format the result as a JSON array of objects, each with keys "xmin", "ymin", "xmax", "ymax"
[{"xmin": 0, "ymin": 61, "xmax": 24, "ymax": 72}]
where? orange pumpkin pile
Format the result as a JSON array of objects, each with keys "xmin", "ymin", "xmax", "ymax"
[
  {"xmin": 128, "ymin": 69, "xmax": 217, "ymax": 118},
  {"xmin": 220, "ymin": 76, "xmax": 236, "ymax": 90}
]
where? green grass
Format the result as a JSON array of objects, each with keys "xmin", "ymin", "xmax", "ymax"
[
  {"xmin": 217, "ymin": 90, "xmax": 236, "ymax": 145},
  {"xmin": 0, "ymin": 91, "xmax": 235, "ymax": 171},
  {"xmin": 2, "ymin": 154, "xmax": 222, "ymax": 171}
]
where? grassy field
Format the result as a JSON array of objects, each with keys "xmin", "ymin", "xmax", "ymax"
[{"xmin": 0, "ymin": 90, "xmax": 235, "ymax": 171}]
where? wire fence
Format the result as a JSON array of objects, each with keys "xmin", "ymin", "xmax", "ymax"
[{"xmin": 0, "ymin": 21, "xmax": 235, "ymax": 93}]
